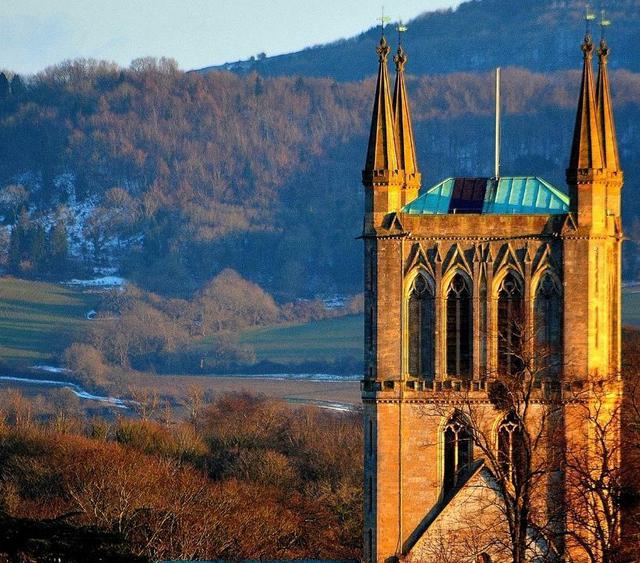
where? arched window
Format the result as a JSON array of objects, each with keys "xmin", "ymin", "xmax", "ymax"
[
  {"xmin": 408, "ymin": 274, "xmax": 435, "ymax": 378},
  {"xmin": 534, "ymin": 273, "xmax": 562, "ymax": 377},
  {"xmin": 446, "ymin": 273, "xmax": 472, "ymax": 378},
  {"xmin": 443, "ymin": 415, "xmax": 473, "ymax": 494},
  {"xmin": 498, "ymin": 412, "xmax": 525, "ymax": 486},
  {"xmin": 497, "ymin": 272, "xmax": 524, "ymax": 376}
]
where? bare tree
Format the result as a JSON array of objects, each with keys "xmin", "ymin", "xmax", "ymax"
[
  {"xmin": 422, "ymin": 316, "xmax": 566, "ymax": 562},
  {"xmin": 564, "ymin": 375, "xmax": 625, "ymax": 563}
]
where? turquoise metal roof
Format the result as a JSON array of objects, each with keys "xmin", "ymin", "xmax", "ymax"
[{"xmin": 401, "ymin": 177, "xmax": 570, "ymax": 215}]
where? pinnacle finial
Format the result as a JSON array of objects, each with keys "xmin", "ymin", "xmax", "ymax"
[
  {"xmin": 581, "ymin": 33, "xmax": 594, "ymax": 60},
  {"xmin": 394, "ymin": 45, "xmax": 407, "ymax": 72},
  {"xmin": 377, "ymin": 36, "xmax": 390, "ymax": 62},
  {"xmin": 598, "ymin": 37, "xmax": 609, "ymax": 61}
]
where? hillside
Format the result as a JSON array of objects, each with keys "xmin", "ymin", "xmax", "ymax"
[
  {"xmin": 0, "ymin": 62, "xmax": 639, "ymax": 299},
  {"xmin": 199, "ymin": 0, "xmax": 640, "ymax": 80}
]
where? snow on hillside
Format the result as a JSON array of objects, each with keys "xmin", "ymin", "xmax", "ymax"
[
  {"xmin": 5, "ymin": 172, "xmax": 143, "ymax": 273},
  {"xmin": 64, "ymin": 276, "xmax": 126, "ymax": 288}
]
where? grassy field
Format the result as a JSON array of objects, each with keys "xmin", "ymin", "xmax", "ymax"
[
  {"xmin": 241, "ymin": 314, "xmax": 363, "ymax": 364},
  {"xmin": 241, "ymin": 290, "xmax": 640, "ymax": 365},
  {"xmin": 0, "ymin": 277, "xmax": 99, "ymax": 368},
  {"xmin": 0, "ymin": 276, "xmax": 639, "ymax": 374},
  {"xmin": 623, "ymin": 290, "xmax": 640, "ymax": 326}
]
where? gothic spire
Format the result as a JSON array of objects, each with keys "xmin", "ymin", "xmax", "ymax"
[
  {"xmin": 364, "ymin": 36, "xmax": 398, "ymax": 173},
  {"xmin": 596, "ymin": 38, "xmax": 621, "ymax": 173},
  {"xmin": 392, "ymin": 45, "xmax": 419, "ymax": 180},
  {"xmin": 568, "ymin": 34, "xmax": 604, "ymax": 172}
]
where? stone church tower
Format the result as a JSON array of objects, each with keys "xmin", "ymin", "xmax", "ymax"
[{"xmin": 361, "ymin": 30, "xmax": 623, "ymax": 563}]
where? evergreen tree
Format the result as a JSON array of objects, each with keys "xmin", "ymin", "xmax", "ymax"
[
  {"xmin": 9, "ymin": 74, "xmax": 25, "ymax": 97},
  {"xmin": 30, "ymin": 224, "xmax": 46, "ymax": 273},
  {"xmin": 48, "ymin": 220, "xmax": 69, "ymax": 276},
  {"xmin": 254, "ymin": 75, "xmax": 264, "ymax": 96},
  {"xmin": 0, "ymin": 73, "xmax": 9, "ymax": 100},
  {"xmin": 7, "ymin": 225, "xmax": 21, "ymax": 272}
]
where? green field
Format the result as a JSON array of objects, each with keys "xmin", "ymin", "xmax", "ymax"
[
  {"xmin": 241, "ymin": 315, "xmax": 363, "ymax": 364},
  {"xmin": 0, "ymin": 277, "xmax": 99, "ymax": 368},
  {"xmin": 0, "ymin": 276, "xmax": 640, "ymax": 372},
  {"xmin": 240, "ymin": 291, "xmax": 640, "ymax": 365},
  {"xmin": 623, "ymin": 291, "xmax": 640, "ymax": 326}
]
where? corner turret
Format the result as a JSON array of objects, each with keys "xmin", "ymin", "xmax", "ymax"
[
  {"xmin": 566, "ymin": 33, "xmax": 606, "ymax": 230},
  {"xmin": 392, "ymin": 44, "xmax": 421, "ymax": 205},
  {"xmin": 363, "ymin": 36, "xmax": 402, "ymax": 228}
]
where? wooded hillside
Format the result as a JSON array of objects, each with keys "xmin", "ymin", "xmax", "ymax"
[{"xmin": 1, "ymin": 34, "xmax": 640, "ymax": 300}]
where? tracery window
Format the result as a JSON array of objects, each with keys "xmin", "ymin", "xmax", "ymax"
[
  {"xmin": 497, "ymin": 272, "xmax": 524, "ymax": 376},
  {"xmin": 446, "ymin": 273, "xmax": 472, "ymax": 378},
  {"xmin": 498, "ymin": 412, "xmax": 525, "ymax": 486},
  {"xmin": 479, "ymin": 270, "xmax": 488, "ymax": 376},
  {"xmin": 443, "ymin": 415, "xmax": 473, "ymax": 494},
  {"xmin": 408, "ymin": 274, "xmax": 435, "ymax": 378},
  {"xmin": 534, "ymin": 273, "xmax": 562, "ymax": 377}
]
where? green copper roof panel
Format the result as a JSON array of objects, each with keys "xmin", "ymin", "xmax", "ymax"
[
  {"xmin": 402, "ymin": 178, "xmax": 455, "ymax": 214},
  {"xmin": 401, "ymin": 176, "xmax": 570, "ymax": 215}
]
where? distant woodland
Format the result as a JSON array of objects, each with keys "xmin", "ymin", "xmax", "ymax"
[{"xmin": 1, "ymin": 59, "xmax": 640, "ymax": 304}]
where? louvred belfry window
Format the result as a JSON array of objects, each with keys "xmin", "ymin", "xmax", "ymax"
[
  {"xmin": 408, "ymin": 274, "xmax": 435, "ymax": 378},
  {"xmin": 446, "ymin": 274, "xmax": 472, "ymax": 378},
  {"xmin": 497, "ymin": 273, "xmax": 524, "ymax": 376}
]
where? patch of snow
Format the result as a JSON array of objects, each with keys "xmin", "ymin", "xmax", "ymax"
[
  {"xmin": 315, "ymin": 403, "xmax": 357, "ymax": 412},
  {"xmin": 93, "ymin": 266, "xmax": 118, "ymax": 276},
  {"xmin": 323, "ymin": 295, "xmax": 346, "ymax": 310},
  {"xmin": 209, "ymin": 373, "xmax": 361, "ymax": 382},
  {"xmin": 32, "ymin": 365, "xmax": 72, "ymax": 374},
  {"xmin": 54, "ymin": 173, "xmax": 76, "ymax": 199},
  {"xmin": 0, "ymin": 375, "xmax": 130, "ymax": 409},
  {"xmin": 64, "ymin": 276, "xmax": 126, "ymax": 288}
]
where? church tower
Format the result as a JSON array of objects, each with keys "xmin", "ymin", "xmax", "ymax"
[{"xmin": 362, "ymin": 28, "xmax": 623, "ymax": 562}]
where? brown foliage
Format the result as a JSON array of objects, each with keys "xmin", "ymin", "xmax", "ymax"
[{"xmin": 0, "ymin": 392, "xmax": 363, "ymax": 560}]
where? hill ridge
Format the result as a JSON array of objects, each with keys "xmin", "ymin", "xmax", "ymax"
[{"xmin": 197, "ymin": 0, "xmax": 640, "ymax": 80}]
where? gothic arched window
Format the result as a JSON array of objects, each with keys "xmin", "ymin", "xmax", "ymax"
[
  {"xmin": 498, "ymin": 412, "xmax": 525, "ymax": 486},
  {"xmin": 446, "ymin": 273, "xmax": 472, "ymax": 378},
  {"xmin": 497, "ymin": 272, "xmax": 524, "ymax": 376},
  {"xmin": 443, "ymin": 415, "xmax": 473, "ymax": 494},
  {"xmin": 408, "ymin": 274, "xmax": 435, "ymax": 378},
  {"xmin": 534, "ymin": 273, "xmax": 562, "ymax": 377}
]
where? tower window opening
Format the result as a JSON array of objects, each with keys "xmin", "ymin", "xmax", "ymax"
[
  {"xmin": 446, "ymin": 273, "xmax": 472, "ymax": 378},
  {"xmin": 534, "ymin": 274, "xmax": 562, "ymax": 377},
  {"xmin": 479, "ymin": 270, "xmax": 488, "ymax": 377},
  {"xmin": 498, "ymin": 412, "xmax": 526, "ymax": 486},
  {"xmin": 408, "ymin": 273, "xmax": 435, "ymax": 378},
  {"xmin": 443, "ymin": 415, "xmax": 473, "ymax": 494},
  {"xmin": 497, "ymin": 272, "xmax": 524, "ymax": 376}
]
